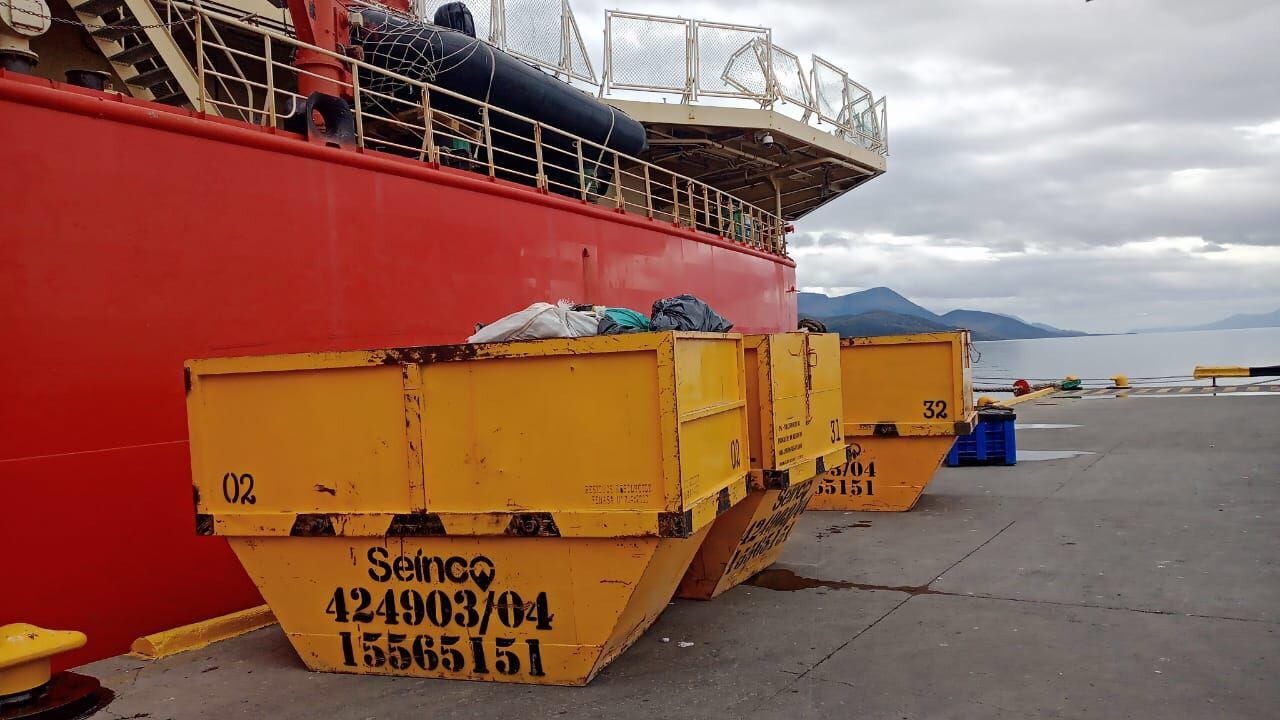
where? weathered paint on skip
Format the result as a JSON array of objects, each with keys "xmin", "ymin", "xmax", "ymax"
[
  {"xmin": 677, "ymin": 479, "xmax": 818, "ymax": 600},
  {"xmin": 229, "ymin": 529, "xmax": 710, "ymax": 685},
  {"xmin": 808, "ymin": 331, "xmax": 976, "ymax": 512},
  {"xmin": 185, "ymin": 332, "xmax": 752, "ymax": 539},
  {"xmin": 679, "ymin": 333, "xmax": 847, "ymax": 599},
  {"xmin": 809, "ymin": 435, "xmax": 958, "ymax": 512},
  {"xmin": 182, "ymin": 333, "xmax": 753, "ymax": 684},
  {"xmin": 740, "ymin": 332, "xmax": 846, "ymax": 475}
]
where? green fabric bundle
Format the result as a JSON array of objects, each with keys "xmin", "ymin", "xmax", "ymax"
[{"xmin": 601, "ymin": 307, "xmax": 650, "ymax": 331}]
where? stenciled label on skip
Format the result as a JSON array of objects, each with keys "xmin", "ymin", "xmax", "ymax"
[
  {"xmin": 775, "ymin": 418, "xmax": 805, "ymax": 465},
  {"xmin": 816, "ymin": 442, "xmax": 877, "ymax": 497},
  {"xmin": 723, "ymin": 477, "xmax": 815, "ymax": 577},
  {"xmin": 325, "ymin": 547, "xmax": 553, "ymax": 678}
]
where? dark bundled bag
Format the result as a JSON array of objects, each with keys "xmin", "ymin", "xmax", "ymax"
[{"xmin": 650, "ymin": 294, "xmax": 733, "ymax": 332}]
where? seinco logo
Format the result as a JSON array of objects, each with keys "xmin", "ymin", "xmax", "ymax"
[{"xmin": 366, "ymin": 547, "xmax": 496, "ymax": 592}]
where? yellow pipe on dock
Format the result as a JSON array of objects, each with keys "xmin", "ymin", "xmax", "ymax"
[
  {"xmin": 1193, "ymin": 366, "xmax": 1251, "ymax": 379},
  {"xmin": 130, "ymin": 606, "xmax": 277, "ymax": 660}
]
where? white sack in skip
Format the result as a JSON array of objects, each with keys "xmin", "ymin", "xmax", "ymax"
[{"xmin": 467, "ymin": 301, "xmax": 600, "ymax": 343}]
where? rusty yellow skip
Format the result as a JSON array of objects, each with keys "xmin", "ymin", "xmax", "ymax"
[
  {"xmin": 808, "ymin": 331, "xmax": 976, "ymax": 512},
  {"xmin": 185, "ymin": 333, "xmax": 751, "ymax": 686},
  {"xmin": 678, "ymin": 332, "xmax": 848, "ymax": 600}
]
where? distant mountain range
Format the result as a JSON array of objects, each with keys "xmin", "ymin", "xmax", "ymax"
[
  {"xmin": 798, "ymin": 288, "xmax": 1088, "ymax": 341},
  {"xmin": 1138, "ymin": 308, "xmax": 1280, "ymax": 334}
]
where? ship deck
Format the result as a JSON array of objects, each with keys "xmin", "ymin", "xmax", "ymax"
[{"xmin": 81, "ymin": 392, "xmax": 1280, "ymax": 718}]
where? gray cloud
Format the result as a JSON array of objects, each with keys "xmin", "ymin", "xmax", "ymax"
[
  {"xmin": 570, "ymin": 0, "xmax": 1280, "ymax": 330},
  {"xmin": 775, "ymin": 0, "xmax": 1280, "ymax": 330},
  {"xmin": 1194, "ymin": 242, "xmax": 1229, "ymax": 253}
]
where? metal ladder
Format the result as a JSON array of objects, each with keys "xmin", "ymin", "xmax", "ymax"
[{"xmin": 69, "ymin": 0, "xmax": 210, "ymax": 112}]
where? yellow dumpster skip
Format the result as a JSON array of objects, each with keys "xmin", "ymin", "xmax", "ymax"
[
  {"xmin": 184, "ymin": 333, "xmax": 751, "ymax": 686},
  {"xmin": 807, "ymin": 331, "xmax": 976, "ymax": 512},
  {"xmin": 678, "ymin": 332, "xmax": 847, "ymax": 599}
]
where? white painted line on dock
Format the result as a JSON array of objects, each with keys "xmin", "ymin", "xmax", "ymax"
[
  {"xmin": 1131, "ymin": 392, "xmax": 1280, "ymax": 398},
  {"xmin": 1017, "ymin": 450, "xmax": 1097, "ymax": 462}
]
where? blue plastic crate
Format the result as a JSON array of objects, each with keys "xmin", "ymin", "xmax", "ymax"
[{"xmin": 946, "ymin": 408, "xmax": 1017, "ymax": 466}]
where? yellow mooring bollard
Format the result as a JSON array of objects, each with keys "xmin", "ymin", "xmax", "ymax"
[
  {"xmin": 678, "ymin": 332, "xmax": 848, "ymax": 600},
  {"xmin": 184, "ymin": 333, "xmax": 751, "ymax": 686},
  {"xmin": 807, "ymin": 331, "xmax": 977, "ymax": 512},
  {"xmin": 0, "ymin": 624, "xmax": 85, "ymax": 699},
  {"xmin": 0, "ymin": 623, "xmax": 109, "ymax": 716}
]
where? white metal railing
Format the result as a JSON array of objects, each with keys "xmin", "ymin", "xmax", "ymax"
[
  {"xmin": 414, "ymin": 0, "xmax": 595, "ymax": 83},
  {"xmin": 602, "ymin": 10, "xmax": 888, "ymax": 155},
  {"xmin": 175, "ymin": 4, "xmax": 785, "ymax": 253},
  {"xmin": 155, "ymin": 0, "xmax": 258, "ymax": 110},
  {"xmin": 694, "ymin": 20, "xmax": 772, "ymax": 102},
  {"xmin": 603, "ymin": 12, "xmax": 772, "ymax": 103},
  {"xmin": 770, "ymin": 44, "xmax": 812, "ymax": 114},
  {"xmin": 603, "ymin": 10, "xmax": 689, "ymax": 95}
]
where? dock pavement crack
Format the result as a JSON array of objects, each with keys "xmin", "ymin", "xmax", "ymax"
[{"xmin": 945, "ymin": 591, "xmax": 1279, "ymax": 625}]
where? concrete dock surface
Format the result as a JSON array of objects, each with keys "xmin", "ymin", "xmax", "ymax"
[{"xmin": 84, "ymin": 393, "xmax": 1280, "ymax": 719}]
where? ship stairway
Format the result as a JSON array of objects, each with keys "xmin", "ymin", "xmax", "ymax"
[{"xmin": 68, "ymin": 0, "xmax": 213, "ymax": 113}]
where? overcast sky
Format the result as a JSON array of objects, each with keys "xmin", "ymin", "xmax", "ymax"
[{"xmin": 568, "ymin": 0, "xmax": 1280, "ymax": 332}]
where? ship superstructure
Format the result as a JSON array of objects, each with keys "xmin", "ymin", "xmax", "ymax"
[{"xmin": 8, "ymin": 0, "xmax": 887, "ymax": 230}]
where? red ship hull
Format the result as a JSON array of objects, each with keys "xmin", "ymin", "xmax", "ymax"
[{"xmin": 0, "ymin": 73, "xmax": 796, "ymax": 669}]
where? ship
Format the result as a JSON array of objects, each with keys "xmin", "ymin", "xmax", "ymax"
[{"xmin": 0, "ymin": 0, "xmax": 887, "ymax": 669}]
